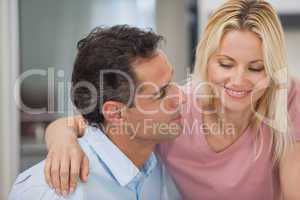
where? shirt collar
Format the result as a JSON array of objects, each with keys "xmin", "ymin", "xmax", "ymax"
[
  {"xmin": 83, "ymin": 126, "xmax": 157, "ymax": 186},
  {"xmin": 140, "ymin": 152, "xmax": 157, "ymax": 177}
]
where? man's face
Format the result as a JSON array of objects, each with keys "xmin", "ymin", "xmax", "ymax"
[{"xmin": 122, "ymin": 51, "xmax": 186, "ymax": 141}]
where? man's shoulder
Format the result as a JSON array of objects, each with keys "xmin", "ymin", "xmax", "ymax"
[
  {"xmin": 9, "ymin": 161, "xmax": 50, "ymax": 199},
  {"xmin": 9, "ymin": 161, "xmax": 84, "ymax": 200}
]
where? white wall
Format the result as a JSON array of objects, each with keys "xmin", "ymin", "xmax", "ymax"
[{"xmin": 0, "ymin": 0, "xmax": 20, "ymax": 199}]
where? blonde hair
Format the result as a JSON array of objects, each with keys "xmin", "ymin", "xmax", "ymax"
[{"xmin": 193, "ymin": 0, "xmax": 291, "ymax": 161}]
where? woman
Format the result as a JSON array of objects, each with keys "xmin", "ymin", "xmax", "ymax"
[{"xmin": 44, "ymin": 0, "xmax": 300, "ymax": 199}]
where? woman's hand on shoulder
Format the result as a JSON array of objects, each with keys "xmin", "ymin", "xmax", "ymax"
[{"xmin": 44, "ymin": 116, "xmax": 89, "ymax": 197}]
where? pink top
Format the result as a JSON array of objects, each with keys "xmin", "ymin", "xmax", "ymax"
[{"xmin": 158, "ymin": 77, "xmax": 300, "ymax": 200}]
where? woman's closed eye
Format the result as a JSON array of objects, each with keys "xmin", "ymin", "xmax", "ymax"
[
  {"xmin": 248, "ymin": 66, "xmax": 264, "ymax": 72},
  {"xmin": 219, "ymin": 62, "xmax": 233, "ymax": 68},
  {"xmin": 218, "ymin": 62, "xmax": 264, "ymax": 72}
]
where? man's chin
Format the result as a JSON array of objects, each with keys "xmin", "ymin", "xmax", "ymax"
[{"xmin": 158, "ymin": 129, "xmax": 182, "ymax": 140}]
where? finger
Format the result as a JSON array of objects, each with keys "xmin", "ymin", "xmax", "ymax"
[
  {"xmin": 50, "ymin": 157, "xmax": 61, "ymax": 195},
  {"xmin": 60, "ymin": 155, "xmax": 70, "ymax": 196},
  {"xmin": 80, "ymin": 155, "xmax": 89, "ymax": 182},
  {"xmin": 69, "ymin": 156, "xmax": 80, "ymax": 193},
  {"xmin": 44, "ymin": 153, "xmax": 53, "ymax": 188}
]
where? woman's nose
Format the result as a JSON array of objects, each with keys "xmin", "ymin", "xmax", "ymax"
[{"xmin": 231, "ymin": 67, "xmax": 246, "ymax": 85}]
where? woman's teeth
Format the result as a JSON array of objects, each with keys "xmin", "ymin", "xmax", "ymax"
[{"xmin": 225, "ymin": 87, "xmax": 251, "ymax": 98}]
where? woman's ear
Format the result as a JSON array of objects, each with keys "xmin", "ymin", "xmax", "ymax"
[{"xmin": 102, "ymin": 101, "xmax": 125, "ymax": 124}]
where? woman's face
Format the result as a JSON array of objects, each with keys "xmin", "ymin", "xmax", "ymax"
[{"xmin": 207, "ymin": 30, "xmax": 269, "ymax": 113}]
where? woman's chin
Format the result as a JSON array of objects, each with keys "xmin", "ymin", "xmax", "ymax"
[{"xmin": 221, "ymin": 98, "xmax": 252, "ymax": 113}]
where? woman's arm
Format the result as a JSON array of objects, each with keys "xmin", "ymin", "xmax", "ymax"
[
  {"xmin": 45, "ymin": 116, "xmax": 85, "ymax": 148},
  {"xmin": 279, "ymin": 141, "xmax": 300, "ymax": 200},
  {"xmin": 44, "ymin": 116, "xmax": 88, "ymax": 196}
]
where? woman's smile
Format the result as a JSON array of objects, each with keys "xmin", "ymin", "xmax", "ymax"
[{"xmin": 223, "ymin": 86, "xmax": 252, "ymax": 99}]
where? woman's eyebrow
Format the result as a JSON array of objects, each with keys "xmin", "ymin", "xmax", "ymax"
[
  {"xmin": 249, "ymin": 59, "xmax": 263, "ymax": 64},
  {"xmin": 217, "ymin": 54, "xmax": 263, "ymax": 64},
  {"xmin": 216, "ymin": 54, "xmax": 235, "ymax": 62}
]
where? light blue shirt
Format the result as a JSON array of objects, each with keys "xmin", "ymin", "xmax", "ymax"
[{"xmin": 9, "ymin": 126, "xmax": 181, "ymax": 200}]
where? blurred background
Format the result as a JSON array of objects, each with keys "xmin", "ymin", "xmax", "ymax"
[{"xmin": 0, "ymin": 0, "xmax": 299, "ymax": 199}]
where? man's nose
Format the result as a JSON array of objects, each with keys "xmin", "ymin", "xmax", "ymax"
[
  {"xmin": 178, "ymin": 87, "xmax": 187, "ymax": 105},
  {"xmin": 170, "ymin": 84, "xmax": 187, "ymax": 109}
]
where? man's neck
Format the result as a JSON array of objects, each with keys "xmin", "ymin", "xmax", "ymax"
[{"xmin": 104, "ymin": 125, "xmax": 157, "ymax": 169}]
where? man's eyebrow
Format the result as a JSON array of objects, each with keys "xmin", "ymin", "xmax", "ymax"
[{"xmin": 154, "ymin": 69, "xmax": 174, "ymax": 95}]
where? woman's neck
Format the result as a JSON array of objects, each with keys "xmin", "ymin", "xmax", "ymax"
[
  {"xmin": 202, "ymin": 104, "xmax": 253, "ymax": 137},
  {"xmin": 202, "ymin": 106, "xmax": 254, "ymax": 153},
  {"xmin": 222, "ymin": 108, "xmax": 253, "ymax": 135}
]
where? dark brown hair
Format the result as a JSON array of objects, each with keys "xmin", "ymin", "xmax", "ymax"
[{"xmin": 71, "ymin": 25, "xmax": 163, "ymax": 126}]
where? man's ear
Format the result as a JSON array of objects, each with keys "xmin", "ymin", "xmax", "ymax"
[{"xmin": 102, "ymin": 101, "xmax": 125, "ymax": 124}]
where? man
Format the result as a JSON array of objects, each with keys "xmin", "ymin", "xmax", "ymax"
[{"xmin": 9, "ymin": 25, "xmax": 185, "ymax": 199}]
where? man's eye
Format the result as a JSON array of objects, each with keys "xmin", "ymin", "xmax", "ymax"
[{"xmin": 156, "ymin": 89, "xmax": 166, "ymax": 99}]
